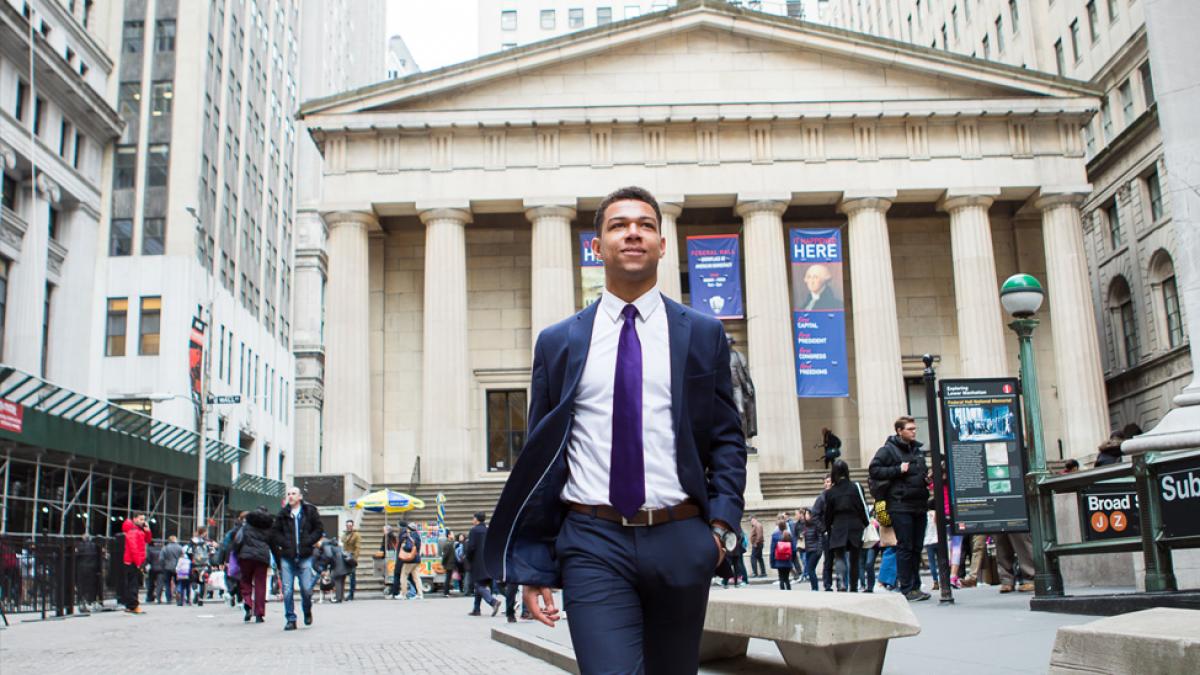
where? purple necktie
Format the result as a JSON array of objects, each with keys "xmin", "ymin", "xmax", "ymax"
[{"xmin": 610, "ymin": 304, "xmax": 645, "ymax": 519}]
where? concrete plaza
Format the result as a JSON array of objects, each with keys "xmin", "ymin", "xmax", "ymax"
[{"xmin": 0, "ymin": 584, "xmax": 1099, "ymax": 674}]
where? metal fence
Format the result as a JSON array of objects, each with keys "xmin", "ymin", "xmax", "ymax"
[{"xmin": 0, "ymin": 534, "xmax": 124, "ymax": 620}]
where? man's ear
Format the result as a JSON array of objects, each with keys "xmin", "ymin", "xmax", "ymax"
[{"xmin": 591, "ymin": 236, "xmax": 603, "ymax": 261}]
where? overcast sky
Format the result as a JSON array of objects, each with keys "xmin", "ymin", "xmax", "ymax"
[{"xmin": 386, "ymin": 1, "xmax": 481, "ymax": 72}]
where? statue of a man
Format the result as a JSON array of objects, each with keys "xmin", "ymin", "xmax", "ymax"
[{"xmin": 727, "ymin": 335, "xmax": 757, "ymax": 439}]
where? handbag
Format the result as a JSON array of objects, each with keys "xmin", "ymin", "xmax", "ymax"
[
  {"xmin": 856, "ymin": 483, "xmax": 881, "ymax": 546},
  {"xmin": 873, "ymin": 499, "xmax": 892, "ymax": 528},
  {"xmin": 226, "ymin": 551, "xmax": 240, "ymax": 580}
]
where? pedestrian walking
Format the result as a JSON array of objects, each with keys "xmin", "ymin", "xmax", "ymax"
[
  {"xmin": 440, "ymin": 531, "xmax": 459, "ymax": 596},
  {"xmin": 748, "ymin": 515, "xmax": 765, "ymax": 578},
  {"xmin": 769, "ymin": 522, "xmax": 794, "ymax": 590},
  {"xmin": 466, "ymin": 512, "xmax": 502, "ymax": 617},
  {"xmin": 159, "ymin": 536, "xmax": 183, "ymax": 604},
  {"xmin": 396, "ymin": 522, "xmax": 424, "ymax": 600},
  {"xmin": 822, "ymin": 460, "xmax": 869, "ymax": 593},
  {"xmin": 120, "ymin": 513, "xmax": 152, "ymax": 614},
  {"xmin": 818, "ymin": 427, "xmax": 843, "ymax": 469},
  {"xmin": 185, "ymin": 527, "xmax": 213, "ymax": 606},
  {"xmin": 868, "ymin": 416, "xmax": 932, "ymax": 602},
  {"xmin": 144, "ymin": 540, "xmax": 162, "ymax": 603},
  {"xmin": 270, "ymin": 486, "xmax": 324, "ymax": 631},
  {"xmin": 234, "ymin": 506, "xmax": 273, "ymax": 623},
  {"xmin": 341, "ymin": 520, "xmax": 361, "ymax": 601},
  {"xmin": 801, "ymin": 507, "xmax": 824, "ymax": 590}
]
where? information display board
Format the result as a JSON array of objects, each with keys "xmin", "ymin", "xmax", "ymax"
[
  {"xmin": 940, "ymin": 378, "xmax": 1030, "ymax": 535},
  {"xmin": 1078, "ymin": 483, "xmax": 1141, "ymax": 541}
]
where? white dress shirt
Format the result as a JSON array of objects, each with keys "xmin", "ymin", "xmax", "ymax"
[{"xmin": 560, "ymin": 287, "xmax": 690, "ymax": 508}]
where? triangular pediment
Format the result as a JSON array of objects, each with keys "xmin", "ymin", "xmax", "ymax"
[{"xmin": 300, "ymin": 0, "xmax": 1097, "ymax": 120}]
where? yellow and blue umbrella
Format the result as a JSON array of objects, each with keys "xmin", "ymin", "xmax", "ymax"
[{"xmin": 348, "ymin": 489, "xmax": 425, "ymax": 514}]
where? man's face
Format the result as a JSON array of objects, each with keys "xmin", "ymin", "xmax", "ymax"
[
  {"xmin": 823, "ymin": 477, "xmax": 832, "ymax": 490},
  {"xmin": 592, "ymin": 200, "xmax": 664, "ymax": 284},
  {"xmin": 286, "ymin": 487, "xmax": 301, "ymax": 506},
  {"xmin": 134, "ymin": 515, "xmax": 146, "ymax": 526},
  {"xmin": 345, "ymin": 522, "xmax": 354, "ymax": 532},
  {"xmin": 899, "ymin": 422, "xmax": 919, "ymax": 443},
  {"xmin": 804, "ymin": 265, "xmax": 830, "ymax": 295}
]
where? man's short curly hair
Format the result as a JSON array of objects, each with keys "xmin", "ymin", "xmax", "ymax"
[{"xmin": 593, "ymin": 186, "xmax": 662, "ymax": 231}]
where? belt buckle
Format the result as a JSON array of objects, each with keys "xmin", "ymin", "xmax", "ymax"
[{"xmin": 621, "ymin": 510, "xmax": 652, "ymax": 527}]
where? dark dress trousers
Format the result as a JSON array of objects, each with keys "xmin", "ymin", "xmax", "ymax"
[{"xmin": 485, "ymin": 296, "xmax": 746, "ymax": 674}]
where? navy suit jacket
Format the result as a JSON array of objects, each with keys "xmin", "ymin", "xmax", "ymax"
[{"xmin": 484, "ymin": 295, "xmax": 747, "ymax": 587}]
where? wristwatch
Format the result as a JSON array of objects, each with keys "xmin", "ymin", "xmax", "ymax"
[{"xmin": 711, "ymin": 523, "xmax": 738, "ymax": 552}]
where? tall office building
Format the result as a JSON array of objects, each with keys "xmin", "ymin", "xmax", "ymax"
[
  {"xmin": 97, "ymin": 0, "xmax": 299, "ymax": 484},
  {"xmin": 292, "ymin": 0, "xmax": 386, "ymax": 479},
  {"xmin": 819, "ymin": 0, "xmax": 1188, "ymax": 441},
  {"xmin": 386, "ymin": 35, "xmax": 419, "ymax": 80},
  {"xmin": 1, "ymin": 0, "xmax": 120, "ymax": 390},
  {"xmin": 477, "ymin": 0, "xmax": 808, "ymax": 54}
]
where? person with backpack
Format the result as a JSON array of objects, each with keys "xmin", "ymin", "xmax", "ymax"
[
  {"xmin": 822, "ymin": 460, "xmax": 870, "ymax": 593},
  {"xmin": 769, "ymin": 521, "xmax": 794, "ymax": 590},
  {"xmin": 396, "ymin": 522, "xmax": 425, "ymax": 600},
  {"xmin": 818, "ymin": 427, "xmax": 842, "ymax": 469},
  {"xmin": 158, "ymin": 536, "xmax": 182, "ymax": 604},
  {"xmin": 868, "ymin": 416, "xmax": 932, "ymax": 602},
  {"xmin": 183, "ymin": 527, "xmax": 213, "ymax": 606}
]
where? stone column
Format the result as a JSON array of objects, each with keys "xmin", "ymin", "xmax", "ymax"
[
  {"xmin": 940, "ymin": 189, "xmax": 1009, "ymax": 377},
  {"xmin": 6, "ymin": 176, "xmax": 53, "ymax": 374},
  {"xmin": 292, "ymin": 208, "xmax": 327, "ymax": 475},
  {"xmin": 321, "ymin": 210, "xmax": 375, "ymax": 480},
  {"xmin": 1035, "ymin": 191, "xmax": 1109, "ymax": 458},
  {"xmin": 525, "ymin": 201, "xmax": 576, "ymax": 340},
  {"xmin": 736, "ymin": 197, "xmax": 803, "ymax": 473},
  {"xmin": 419, "ymin": 205, "xmax": 473, "ymax": 483},
  {"xmin": 657, "ymin": 198, "xmax": 684, "ymax": 302},
  {"xmin": 841, "ymin": 192, "xmax": 907, "ymax": 465}
]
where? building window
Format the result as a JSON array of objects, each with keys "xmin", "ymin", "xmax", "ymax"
[
  {"xmin": 117, "ymin": 82, "xmax": 141, "ymax": 123},
  {"xmin": 146, "ymin": 144, "xmax": 169, "ymax": 187},
  {"xmin": 568, "ymin": 7, "xmax": 584, "ymax": 27},
  {"xmin": 1054, "ymin": 39, "xmax": 1065, "ymax": 75},
  {"xmin": 1108, "ymin": 0, "xmax": 1118, "ymax": 22},
  {"xmin": 941, "ymin": 24, "xmax": 948, "ymax": 49},
  {"xmin": 982, "ymin": 34, "xmax": 990, "ymax": 60},
  {"xmin": 1118, "ymin": 79, "xmax": 1134, "ymax": 124},
  {"xmin": 150, "ymin": 81, "xmax": 173, "ymax": 116},
  {"xmin": 995, "ymin": 16, "xmax": 1004, "ymax": 54},
  {"xmin": 138, "ymin": 296, "xmax": 161, "ymax": 355},
  {"xmin": 500, "ymin": 10, "xmax": 516, "ymax": 31},
  {"xmin": 109, "ymin": 218, "xmax": 132, "ymax": 256},
  {"xmin": 114, "ymin": 146, "xmax": 137, "ymax": 189},
  {"xmin": 1069, "ymin": 20, "xmax": 1081, "ymax": 62},
  {"xmin": 1162, "ymin": 276, "xmax": 1183, "ymax": 348},
  {"xmin": 105, "ymin": 298, "xmax": 128, "ymax": 356},
  {"xmin": 155, "ymin": 20, "xmax": 176, "ymax": 52},
  {"xmin": 1009, "ymin": 0, "xmax": 1020, "ymax": 33},
  {"xmin": 1144, "ymin": 170, "xmax": 1164, "ymax": 222},
  {"xmin": 487, "ymin": 389, "xmax": 528, "ymax": 471},
  {"xmin": 2, "ymin": 173, "xmax": 15, "ymax": 211},
  {"xmin": 33, "ymin": 97, "xmax": 44, "ymax": 136},
  {"xmin": 597, "ymin": 7, "xmax": 612, "ymax": 25},
  {"xmin": 73, "ymin": 132, "xmax": 83, "ymax": 169},
  {"xmin": 59, "ymin": 120, "xmax": 71, "ymax": 157},
  {"xmin": 41, "ymin": 284, "xmax": 51, "ymax": 375},
  {"xmin": 1108, "ymin": 277, "xmax": 1140, "ymax": 367},
  {"xmin": 1104, "ymin": 200, "xmax": 1122, "ymax": 248},
  {"xmin": 15, "ymin": 80, "xmax": 28, "ymax": 121},
  {"xmin": 0, "ymin": 258, "xmax": 7, "ymax": 360},
  {"xmin": 1086, "ymin": 1, "xmax": 1099, "ymax": 43},
  {"xmin": 47, "ymin": 205, "xmax": 59, "ymax": 241},
  {"xmin": 540, "ymin": 9, "xmax": 555, "ymax": 29},
  {"xmin": 123, "ymin": 20, "xmax": 143, "ymax": 53},
  {"xmin": 142, "ymin": 217, "xmax": 165, "ymax": 254},
  {"xmin": 951, "ymin": 7, "xmax": 959, "ymax": 41},
  {"xmin": 1100, "ymin": 99, "xmax": 1114, "ymax": 142},
  {"xmin": 1140, "ymin": 61, "xmax": 1155, "ymax": 106}
]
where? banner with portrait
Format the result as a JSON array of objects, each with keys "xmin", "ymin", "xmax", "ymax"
[
  {"xmin": 579, "ymin": 231, "xmax": 604, "ymax": 307},
  {"xmin": 686, "ymin": 234, "xmax": 744, "ymax": 320},
  {"xmin": 789, "ymin": 228, "xmax": 849, "ymax": 397}
]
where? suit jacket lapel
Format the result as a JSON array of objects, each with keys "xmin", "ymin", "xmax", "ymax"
[
  {"xmin": 563, "ymin": 302, "xmax": 599, "ymax": 401},
  {"xmin": 665, "ymin": 296, "xmax": 691, "ymax": 436}
]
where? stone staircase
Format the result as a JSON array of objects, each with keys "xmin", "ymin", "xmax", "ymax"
[{"xmin": 754, "ymin": 468, "xmax": 871, "ymax": 515}]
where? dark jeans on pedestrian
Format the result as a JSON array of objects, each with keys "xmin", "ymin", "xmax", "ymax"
[
  {"xmin": 859, "ymin": 546, "xmax": 877, "ymax": 591},
  {"xmin": 152, "ymin": 570, "xmax": 171, "ymax": 602},
  {"xmin": 239, "ymin": 559, "xmax": 268, "ymax": 618},
  {"xmin": 750, "ymin": 544, "xmax": 765, "ymax": 577},
  {"xmin": 121, "ymin": 563, "xmax": 142, "ymax": 610},
  {"xmin": 472, "ymin": 580, "xmax": 498, "ymax": 613},
  {"xmin": 832, "ymin": 544, "xmax": 862, "ymax": 592},
  {"xmin": 803, "ymin": 549, "xmax": 821, "ymax": 590},
  {"xmin": 777, "ymin": 567, "xmax": 791, "ymax": 590},
  {"xmin": 822, "ymin": 543, "xmax": 836, "ymax": 590},
  {"xmin": 443, "ymin": 570, "xmax": 455, "ymax": 595},
  {"xmin": 503, "ymin": 581, "xmax": 520, "ymax": 618},
  {"xmin": 347, "ymin": 569, "xmax": 356, "ymax": 600},
  {"xmin": 890, "ymin": 510, "xmax": 927, "ymax": 595},
  {"xmin": 175, "ymin": 577, "xmax": 191, "ymax": 605}
]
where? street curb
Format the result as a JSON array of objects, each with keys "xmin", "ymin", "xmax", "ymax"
[{"xmin": 491, "ymin": 625, "xmax": 579, "ymax": 674}]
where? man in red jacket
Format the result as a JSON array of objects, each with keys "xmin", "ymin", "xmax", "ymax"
[{"xmin": 121, "ymin": 513, "xmax": 152, "ymax": 613}]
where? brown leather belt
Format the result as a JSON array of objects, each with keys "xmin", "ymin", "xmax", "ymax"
[{"xmin": 568, "ymin": 500, "xmax": 701, "ymax": 527}]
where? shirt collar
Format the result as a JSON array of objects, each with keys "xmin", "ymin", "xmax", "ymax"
[{"xmin": 599, "ymin": 286, "xmax": 662, "ymax": 323}]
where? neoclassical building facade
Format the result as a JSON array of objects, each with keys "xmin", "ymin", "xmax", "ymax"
[{"xmin": 296, "ymin": 1, "xmax": 1110, "ymax": 488}]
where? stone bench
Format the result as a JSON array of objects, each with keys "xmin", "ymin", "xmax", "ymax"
[
  {"xmin": 1049, "ymin": 607, "xmax": 1200, "ymax": 674},
  {"xmin": 699, "ymin": 589, "xmax": 921, "ymax": 674}
]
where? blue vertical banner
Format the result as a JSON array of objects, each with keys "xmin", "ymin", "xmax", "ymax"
[
  {"xmin": 790, "ymin": 228, "xmax": 849, "ymax": 397},
  {"xmin": 686, "ymin": 234, "xmax": 744, "ymax": 320},
  {"xmin": 579, "ymin": 231, "xmax": 604, "ymax": 307}
]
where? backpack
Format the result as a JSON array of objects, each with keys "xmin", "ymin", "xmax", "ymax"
[
  {"xmin": 868, "ymin": 445, "xmax": 896, "ymax": 501},
  {"xmin": 175, "ymin": 556, "xmax": 192, "ymax": 579},
  {"xmin": 773, "ymin": 539, "xmax": 793, "ymax": 561},
  {"xmin": 454, "ymin": 542, "xmax": 465, "ymax": 564},
  {"xmin": 191, "ymin": 543, "xmax": 211, "ymax": 567}
]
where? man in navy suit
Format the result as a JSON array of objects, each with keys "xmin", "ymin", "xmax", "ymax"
[{"xmin": 485, "ymin": 186, "xmax": 746, "ymax": 674}]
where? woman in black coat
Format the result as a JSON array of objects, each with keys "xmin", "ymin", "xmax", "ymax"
[
  {"xmin": 822, "ymin": 460, "xmax": 870, "ymax": 592},
  {"xmin": 233, "ymin": 507, "xmax": 274, "ymax": 622}
]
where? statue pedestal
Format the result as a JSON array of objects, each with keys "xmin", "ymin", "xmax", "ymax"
[{"xmin": 743, "ymin": 448, "xmax": 765, "ymax": 508}]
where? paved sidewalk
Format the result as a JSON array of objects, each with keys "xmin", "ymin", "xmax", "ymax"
[{"xmin": 0, "ymin": 593, "xmax": 561, "ymax": 674}]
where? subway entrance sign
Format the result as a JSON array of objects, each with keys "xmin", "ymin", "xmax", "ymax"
[
  {"xmin": 1078, "ymin": 483, "xmax": 1140, "ymax": 542},
  {"xmin": 1158, "ymin": 453, "xmax": 1200, "ymax": 540}
]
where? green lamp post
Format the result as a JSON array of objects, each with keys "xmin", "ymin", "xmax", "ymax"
[{"xmin": 1000, "ymin": 274, "xmax": 1064, "ymax": 597}]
